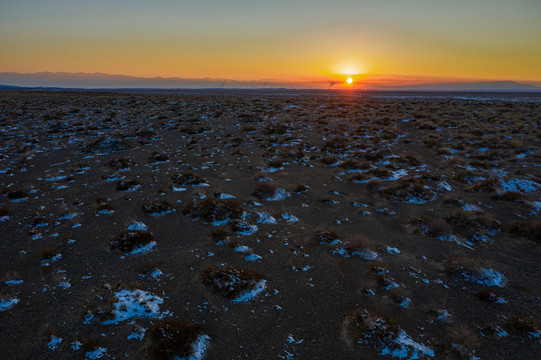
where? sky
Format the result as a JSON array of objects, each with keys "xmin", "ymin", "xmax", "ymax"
[{"xmin": 1, "ymin": 0, "xmax": 540, "ymax": 87}]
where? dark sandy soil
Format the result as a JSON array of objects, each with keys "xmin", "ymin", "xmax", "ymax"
[{"xmin": 0, "ymin": 90, "xmax": 540, "ymax": 359}]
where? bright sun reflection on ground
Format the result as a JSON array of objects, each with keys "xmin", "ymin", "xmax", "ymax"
[{"xmin": 346, "ymin": 77, "xmax": 353, "ymax": 85}]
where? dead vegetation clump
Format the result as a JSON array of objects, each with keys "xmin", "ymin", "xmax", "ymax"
[
  {"xmin": 40, "ymin": 246, "xmax": 60, "ymax": 260},
  {"xmin": 149, "ymin": 319, "xmax": 205, "ymax": 360},
  {"xmin": 106, "ymin": 158, "xmax": 131, "ymax": 170},
  {"xmin": 85, "ymin": 137, "xmax": 134, "ymax": 154},
  {"xmin": 251, "ymin": 182, "xmax": 278, "ymax": 199},
  {"xmin": 475, "ymin": 287, "xmax": 501, "ymax": 302},
  {"xmin": 315, "ymin": 230, "xmax": 340, "ymax": 245},
  {"xmin": 142, "ymin": 201, "xmax": 174, "ymax": 216},
  {"xmin": 506, "ymin": 219, "xmax": 541, "ymax": 242},
  {"xmin": 452, "ymin": 170, "xmax": 477, "ymax": 184},
  {"xmin": 342, "ymin": 309, "xmax": 400, "ymax": 349},
  {"xmin": 110, "ymin": 230, "xmax": 154, "ymax": 253},
  {"xmin": 443, "ymin": 257, "xmax": 479, "ymax": 279},
  {"xmin": 116, "ymin": 179, "xmax": 140, "ymax": 191},
  {"xmin": 171, "ymin": 173, "xmax": 207, "ymax": 186},
  {"xmin": 445, "ymin": 326, "xmax": 478, "ymax": 360},
  {"xmin": 410, "ymin": 216, "xmax": 451, "ymax": 238},
  {"xmin": 96, "ymin": 198, "xmax": 114, "ymax": 213},
  {"xmin": 344, "ymin": 234, "xmax": 375, "ymax": 252},
  {"xmin": 210, "ymin": 229, "xmax": 229, "ymax": 243},
  {"xmin": 491, "ymin": 191, "xmax": 524, "ymax": 202},
  {"xmin": 465, "ymin": 177, "xmax": 499, "ymax": 192},
  {"xmin": 183, "ymin": 198, "xmax": 243, "ymax": 223},
  {"xmin": 202, "ymin": 265, "xmax": 265, "ymax": 299},
  {"xmin": 378, "ymin": 178, "xmax": 436, "ymax": 203},
  {"xmin": 149, "ymin": 152, "xmax": 169, "ymax": 163},
  {"xmin": 505, "ymin": 315, "xmax": 538, "ymax": 334},
  {"xmin": 445, "ymin": 211, "xmax": 499, "ymax": 235},
  {"xmin": 6, "ymin": 189, "xmax": 28, "ymax": 200},
  {"xmin": 323, "ymin": 137, "xmax": 347, "ymax": 151},
  {"xmin": 340, "ymin": 159, "xmax": 369, "ymax": 170}
]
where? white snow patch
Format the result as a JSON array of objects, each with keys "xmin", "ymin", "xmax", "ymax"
[
  {"xmin": 437, "ymin": 310, "xmax": 452, "ymax": 323},
  {"xmin": 175, "ymin": 334, "xmax": 210, "ymax": 360},
  {"xmin": 477, "ymin": 268, "xmax": 506, "ymax": 287},
  {"xmin": 380, "ymin": 330, "xmax": 434, "ymax": 359},
  {"xmin": 127, "ymin": 326, "xmax": 146, "ymax": 341},
  {"xmin": 47, "ymin": 335, "xmax": 63, "ymax": 350},
  {"xmin": 400, "ymin": 298, "xmax": 411, "ymax": 309},
  {"xmin": 5, "ymin": 280, "xmax": 23, "ymax": 285},
  {"xmin": 386, "ymin": 247, "xmax": 401, "ymax": 255},
  {"xmin": 103, "ymin": 289, "xmax": 164, "ymax": 324},
  {"xmin": 234, "ymin": 245, "xmax": 250, "ymax": 253},
  {"xmin": 390, "ymin": 169, "xmax": 408, "ymax": 180},
  {"xmin": 264, "ymin": 188, "xmax": 290, "ymax": 201},
  {"xmin": 281, "ymin": 213, "xmax": 299, "ymax": 224},
  {"xmin": 256, "ymin": 211, "xmax": 277, "ymax": 224},
  {"xmin": 127, "ymin": 221, "xmax": 148, "ymax": 231},
  {"xmin": 129, "ymin": 241, "xmax": 156, "ymax": 255},
  {"xmin": 232, "ymin": 280, "xmax": 267, "ymax": 303},
  {"xmin": 499, "ymin": 178, "xmax": 540, "ymax": 193},
  {"xmin": 85, "ymin": 347, "xmax": 107, "ymax": 359},
  {"xmin": 245, "ymin": 254, "xmax": 262, "ymax": 262}
]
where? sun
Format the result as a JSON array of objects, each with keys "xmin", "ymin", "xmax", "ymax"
[{"xmin": 346, "ymin": 77, "xmax": 353, "ymax": 85}]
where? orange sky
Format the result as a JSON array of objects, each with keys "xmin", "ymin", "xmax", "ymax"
[{"xmin": 1, "ymin": 1, "xmax": 540, "ymax": 87}]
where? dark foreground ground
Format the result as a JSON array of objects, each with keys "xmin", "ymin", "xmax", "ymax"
[{"xmin": 0, "ymin": 90, "xmax": 540, "ymax": 359}]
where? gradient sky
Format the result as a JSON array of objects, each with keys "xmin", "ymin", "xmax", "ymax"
[{"xmin": 1, "ymin": 0, "xmax": 540, "ymax": 85}]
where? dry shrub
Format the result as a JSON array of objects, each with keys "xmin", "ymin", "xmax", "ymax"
[
  {"xmin": 150, "ymin": 319, "xmax": 205, "ymax": 360},
  {"xmin": 252, "ymin": 182, "xmax": 277, "ymax": 199},
  {"xmin": 445, "ymin": 326, "xmax": 478, "ymax": 360},
  {"xmin": 171, "ymin": 173, "xmax": 207, "ymax": 186},
  {"xmin": 452, "ymin": 170, "xmax": 477, "ymax": 183},
  {"xmin": 183, "ymin": 198, "xmax": 243, "ymax": 223},
  {"xmin": 40, "ymin": 246, "xmax": 60, "ymax": 260},
  {"xmin": 445, "ymin": 211, "xmax": 498, "ymax": 232},
  {"xmin": 410, "ymin": 216, "xmax": 451, "ymax": 237},
  {"xmin": 443, "ymin": 257, "xmax": 478, "ymax": 278},
  {"xmin": 210, "ymin": 229, "xmax": 229, "ymax": 243},
  {"xmin": 492, "ymin": 191, "xmax": 524, "ymax": 202},
  {"xmin": 106, "ymin": 158, "xmax": 131, "ymax": 169},
  {"xmin": 150, "ymin": 152, "xmax": 168, "ymax": 163},
  {"xmin": 507, "ymin": 219, "xmax": 541, "ymax": 242},
  {"xmin": 202, "ymin": 265, "xmax": 265, "ymax": 299},
  {"xmin": 466, "ymin": 178, "xmax": 499, "ymax": 192},
  {"xmin": 379, "ymin": 178, "xmax": 435, "ymax": 203},
  {"xmin": 315, "ymin": 230, "xmax": 340, "ymax": 245},
  {"xmin": 116, "ymin": 179, "xmax": 140, "ymax": 191},
  {"xmin": 142, "ymin": 201, "xmax": 174, "ymax": 216},
  {"xmin": 110, "ymin": 231, "xmax": 154, "ymax": 253},
  {"xmin": 343, "ymin": 309, "xmax": 400, "ymax": 348},
  {"xmin": 475, "ymin": 287, "xmax": 500, "ymax": 302},
  {"xmin": 346, "ymin": 234, "xmax": 375, "ymax": 251},
  {"xmin": 319, "ymin": 156, "xmax": 338, "ymax": 165},
  {"xmin": 7, "ymin": 189, "xmax": 28, "ymax": 200},
  {"xmin": 505, "ymin": 315, "xmax": 537, "ymax": 334}
]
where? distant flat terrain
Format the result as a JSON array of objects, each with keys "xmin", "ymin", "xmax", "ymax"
[{"xmin": 0, "ymin": 90, "xmax": 539, "ymax": 359}]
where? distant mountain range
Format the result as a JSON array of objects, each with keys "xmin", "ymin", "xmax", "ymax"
[
  {"xmin": 386, "ymin": 81, "xmax": 539, "ymax": 91},
  {"xmin": 0, "ymin": 72, "xmax": 539, "ymax": 91}
]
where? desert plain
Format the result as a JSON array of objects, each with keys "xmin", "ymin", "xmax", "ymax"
[{"xmin": 0, "ymin": 90, "xmax": 540, "ymax": 359}]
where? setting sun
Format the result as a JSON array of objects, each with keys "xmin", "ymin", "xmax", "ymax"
[{"xmin": 346, "ymin": 77, "xmax": 353, "ymax": 85}]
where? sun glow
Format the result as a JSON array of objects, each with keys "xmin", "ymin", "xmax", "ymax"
[{"xmin": 346, "ymin": 77, "xmax": 353, "ymax": 85}]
